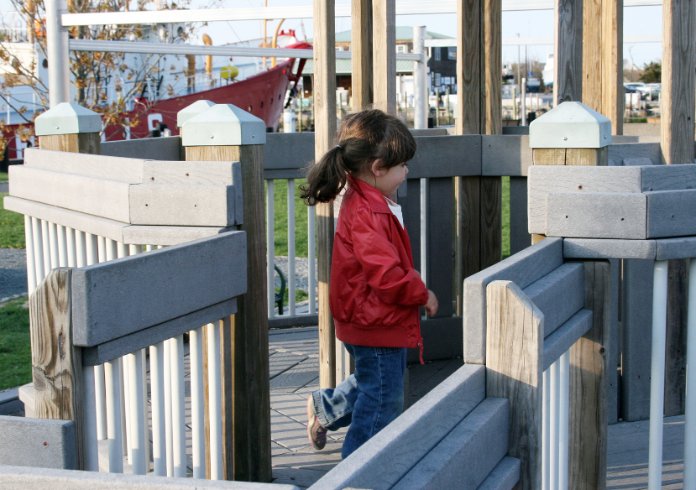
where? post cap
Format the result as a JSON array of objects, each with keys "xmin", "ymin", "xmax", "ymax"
[
  {"xmin": 35, "ymin": 102, "xmax": 102, "ymax": 136},
  {"xmin": 529, "ymin": 101, "xmax": 612, "ymax": 149},
  {"xmin": 176, "ymin": 99, "xmax": 215, "ymax": 128},
  {"xmin": 181, "ymin": 104, "xmax": 266, "ymax": 146}
]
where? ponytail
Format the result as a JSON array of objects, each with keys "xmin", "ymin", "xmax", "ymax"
[{"xmin": 300, "ymin": 146, "xmax": 347, "ymax": 205}]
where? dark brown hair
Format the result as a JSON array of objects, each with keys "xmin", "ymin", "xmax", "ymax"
[{"xmin": 300, "ymin": 109, "xmax": 416, "ymax": 205}]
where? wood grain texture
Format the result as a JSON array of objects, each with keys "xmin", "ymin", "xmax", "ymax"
[
  {"xmin": 39, "ymin": 132, "xmax": 100, "ymax": 155},
  {"xmin": 486, "ymin": 280, "xmax": 542, "ymax": 490},
  {"xmin": 569, "ymin": 261, "xmax": 610, "ymax": 489},
  {"xmin": 480, "ymin": 177, "xmax": 502, "ymax": 268},
  {"xmin": 372, "ymin": 0, "xmax": 396, "ymax": 114},
  {"xmin": 351, "ymin": 0, "xmax": 373, "ymax": 111},
  {"xmin": 29, "ymin": 268, "xmax": 84, "ymax": 469},
  {"xmin": 456, "ymin": 0, "xmax": 482, "ymax": 134},
  {"xmin": 185, "ymin": 144, "xmax": 271, "ymax": 482},
  {"xmin": 555, "ymin": 0, "xmax": 583, "ymax": 104},
  {"xmin": 481, "ymin": 0, "xmax": 502, "ymax": 135}
]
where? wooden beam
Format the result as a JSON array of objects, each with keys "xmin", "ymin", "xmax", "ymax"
[
  {"xmin": 569, "ymin": 261, "xmax": 610, "ymax": 489},
  {"xmin": 29, "ymin": 269, "xmax": 84, "ymax": 469},
  {"xmin": 456, "ymin": 0, "xmax": 482, "ymax": 134},
  {"xmin": 313, "ymin": 0, "xmax": 337, "ymax": 389},
  {"xmin": 486, "ymin": 280, "xmax": 542, "ymax": 490},
  {"xmin": 482, "ymin": 0, "xmax": 502, "ymax": 135},
  {"xmin": 351, "ymin": 0, "xmax": 373, "ymax": 111},
  {"xmin": 554, "ymin": 0, "xmax": 582, "ymax": 104},
  {"xmin": 372, "ymin": 0, "xmax": 396, "ymax": 114}
]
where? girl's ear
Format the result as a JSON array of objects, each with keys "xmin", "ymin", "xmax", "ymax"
[{"xmin": 370, "ymin": 159, "xmax": 386, "ymax": 177}]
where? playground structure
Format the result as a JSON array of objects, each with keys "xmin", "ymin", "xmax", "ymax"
[{"xmin": 2, "ymin": 0, "xmax": 696, "ymax": 488}]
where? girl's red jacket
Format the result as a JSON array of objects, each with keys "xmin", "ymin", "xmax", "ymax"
[{"xmin": 329, "ymin": 175, "xmax": 429, "ymax": 351}]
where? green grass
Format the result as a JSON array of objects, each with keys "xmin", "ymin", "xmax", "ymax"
[
  {"xmin": 0, "ymin": 171, "xmax": 7, "ymax": 182},
  {"xmin": 502, "ymin": 176, "xmax": 511, "ymax": 258},
  {"xmin": 0, "ymin": 192, "xmax": 25, "ymax": 248},
  {"xmin": 0, "ymin": 297, "xmax": 31, "ymax": 391},
  {"xmin": 269, "ymin": 179, "xmax": 309, "ymax": 257}
]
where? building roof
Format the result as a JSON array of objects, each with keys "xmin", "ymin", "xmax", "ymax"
[{"xmin": 334, "ymin": 27, "xmax": 452, "ymax": 44}]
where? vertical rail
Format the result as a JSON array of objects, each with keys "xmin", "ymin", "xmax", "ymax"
[
  {"xmin": 104, "ymin": 358, "xmax": 123, "ymax": 473},
  {"xmin": 288, "ymin": 178, "xmax": 296, "ymax": 316},
  {"xmin": 419, "ymin": 178, "xmax": 428, "ymax": 284},
  {"xmin": 550, "ymin": 360, "xmax": 559, "ymax": 488},
  {"xmin": 559, "ymin": 351, "xmax": 570, "ymax": 489},
  {"xmin": 150, "ymin": 341, "xmax": 166, "ymax": 476},
  {"xmin": 126, "ymin": 351, "xmax": 147, "ymax": 474},
  {"xmin": 267, "ymin": 180, "xmax": 276, "ymax": 317},
  {"xmin": 206, "ymin": 322, "xmax": 223, "ymax": 480},
  {"xmin": 31, "ymin": 217, "xmax": 45, "ymax": 285},
  {"xmin": 164, "ymin": 339, "xmax": 174, "ymax": 476},
  {"xmin": 542, "ymin": 369, "xmax": 550, "ymax": 490},
  {"xmin": 308, "ymin": 207, "xmax": 317, "ymax": 314},
  {"xmin": 24, "ymin": 216, "xmax": 36, "ymax": 292},
  {"xmin": 190, "ymin": 327, "xmax": 206, "ymax": 478},
  {"xmin": 684, "ymin": 258, "xmax": 696, "ymax": 488},
  {"xmin": 648, "ymin": 260, "xmax": 668, "ymax": 489},
  {"xmin": 171, "ymin": 336, "xmax": 187, "ymax": 477},
  {"xmin": 82, "ymin": 366, "xmax": 99, "ymax": 471}
]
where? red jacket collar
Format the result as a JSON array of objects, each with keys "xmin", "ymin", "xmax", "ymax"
[{"xmin": 346, "ymin": 174, "xmax": 390, "ymax": 213}]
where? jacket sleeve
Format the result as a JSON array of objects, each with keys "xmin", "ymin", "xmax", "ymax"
[{"xmin": 350, "ymin": 206, "xmax": 429, "ymax": 306}]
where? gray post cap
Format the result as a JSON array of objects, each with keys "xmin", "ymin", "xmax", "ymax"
[
  {"xmin": 181, "ymin": 104, "xmax": 266, "ymax": 146},
  {"xmin": 176, "ymin": 99, "xmax": 215, "ymax": 128},
  {"xmin": 529, "ymin": 101, "xmax": 612, "ymax": 149},
  {"xmin": 35, "ymin": 102, "xmax": 102, "ymax": 136}
]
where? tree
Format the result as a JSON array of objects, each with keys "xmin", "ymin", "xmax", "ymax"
[
  {"xmin": 639, "ymin": 61, "xmax": 661, "ymax": 84},
  {"xmin": 0, "ymin": 0, "xmax": 194, "ymax": 154}
]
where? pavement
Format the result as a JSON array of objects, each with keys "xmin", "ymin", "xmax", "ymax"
[{"xmin": 0, "ymin": 248, "xmax": 27, "ymax": 303}]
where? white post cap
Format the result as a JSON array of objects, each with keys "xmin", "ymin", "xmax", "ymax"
[
  {"xmin": 181, "ymin": 104, "xmax": 266, "ymax": 146},
  {"xmin": 529, "ymin": 101, "xmax": 612, "ymax": 149},
  {"xmin": 176, "ymin": 99, "xmax": 215, "ymax": 128},
  {"xmin": 35, "ymin": 102, "xmax": 102, "ymax": 136}
]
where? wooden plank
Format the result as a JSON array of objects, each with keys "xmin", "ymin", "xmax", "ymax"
[
  {"xmin": 8, "ymin": 166, "xmax": 132, "ymax": 223},
  {"xmin": 533, "ymin": 148, "xmax": 567, "ymax": 165},
  {"xmin": 486, "ymin": 280, "xmax": 542, "ymax": 490},
  {"xmin": 542, "ymin": 309, "xmax": 592, "ymax": 371},
  {"xmin": 142, "ymin": 160, "xmax": 239, "ymax": 186},
  {"xmin": 427, "ymin": 178, "xmax": 455, "ymax": 317},
  {"xmin": 523, "ymin": 262, "xmax": 585, "ymax": 338},
  {"xmin": 70, "ymin": 231, "xmax": 247, "ymax": 347},
  {"xmin": 480, "ymin": 177, "xmax": 502, "ymax": 268},
  {"xmin": 545, "ymin": 191, "xmax": 647, "ymax": 239},
  {"xmin": 39, "ymin": 132, "xmax": 100, "ymax": 155},
  {"xmin": 29, "ymin": 268, "xmax": 85, "ymax": 470},
  {"xmin": 372, "ymin": 0, "xmax": 396, "ymax": 114},
  {"xmin": 458, "ymin": 177, "xmax": 482, "ymax": 279},
  {"xmin": 24, "ymin": 148, "xmax": 145, "ymax": 182},
  {"xmin": 128, "ymin": 184, "xmax": 240, "ymax": 226},
  {"xmin": 481, "ymin": 135, "xmax": 533, "ymax": 177},
  {"xmin": 455, "ymin": 0, "xmax": 481, "ymax": 134},
  {"xmin": 640, "ymin": 163, "xmax": 696, "ymax": 191},
  {"xmin": 351, "ymin": 0, "xmax": 373, "ymax": 111},
  {"xmin": 660, "ymin": 0, "xmax": 696, "ymax": 164},
  {"xmin": 509, "ymin": 177, "xmax": 530, "ymax": 254},
  {"xmin": 463, "ymin": 237, "xmax": 563, "ymax": 365},
  {"xmin": 264, "ymin": 132, "xmax": 315, "ymax": 170},
  {"xmin": 609, "ymin": 142, "xmax": 661, "ymax": 165},
  {"xmin": 601, "ymin": 0, "xmax": 623, "ymax": 135},
  {"xmin": 563, "ymin": 238, "xmax": 657, "ymax": 260},
  {"xmin": 408, "ymin": 135, "xmax": 482, "ymax": 178},
  {"xmin": 646, "ymin": 189, "xmax": 696, "ymax": 238},
  {"xmin": 621, "ymin": 259, "xmax": 654, "ymax": 421},
  {"xmin": 569, "ymin": 261, "xmax": 610, "ymax": 489},
  {"xmin": 666, "ymin": 259, "xmax": 688, "ymax": 416},
  {"xmin": 656, "ymin": 236, "xmax": 696, "ymax": 261},
  {"xmin": 0, "ymin": 415, "xmax": 77, "ymax": 470},
  {"xmin": 185, "ymin": 144, "xmax": 271, "ymax": 481},
  {"xmin": 481, "ymin": 0, "xmax": 501, "ymax": 135},
  {"xmin": 566, "ymin": 147, "xmax": 609, "ymax": 166},
  {"xmin": 313, "ymin": 0, "xmax": 337, "ymax": 390},
  {"xmin": 554, "ymin": 0, "xmax": 582, "ymax": 104},
  {"xmin": 100, "ymin": 136, "xmax": 182, "ymax": 161}
]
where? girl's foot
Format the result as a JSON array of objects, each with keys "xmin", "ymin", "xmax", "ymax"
[{"xmin": 306, "ymin": 395, "xmax": 327, "ymax": 450}]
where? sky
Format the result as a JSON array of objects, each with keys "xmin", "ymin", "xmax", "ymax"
[
  {"xmin": 0, "ymin": 0, "xmax": 664, "ymax": 68},
  {"xmin": 189, "ymin": 0, "xmax": 664, "ymax": 68}
]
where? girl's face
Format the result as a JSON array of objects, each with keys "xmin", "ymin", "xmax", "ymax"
[{"xmin": 373, "ymin": 161, "xmax": 409, "ymax": 199}]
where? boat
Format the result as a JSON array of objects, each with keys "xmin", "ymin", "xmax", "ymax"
[{"xmin": 0, "ymin": 19, "xmax": 310, "ymax": 164}]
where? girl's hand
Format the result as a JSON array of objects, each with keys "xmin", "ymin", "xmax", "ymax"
[{"xmin": 425, "ymin": 290, "xmax": 439, "ymax": 317}]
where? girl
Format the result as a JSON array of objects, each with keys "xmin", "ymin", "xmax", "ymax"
[{"xmin": 300, "ymin": 109, "xmax": 438, "ymax": 459}]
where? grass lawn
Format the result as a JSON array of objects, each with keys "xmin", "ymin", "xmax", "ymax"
[
  {"xmin": 0, "ymin": 192, "xmax": 25, "ymax": 248},
  {"xmin": 0, "ymin": 171, "xmax": 7, "ymax": 182},
  {"xmin": 0, "ymin": 297, "xmax": 31, "ymax": 391}
]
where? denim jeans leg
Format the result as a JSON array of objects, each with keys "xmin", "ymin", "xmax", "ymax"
[
  {"xmin": 341, "ymin": 344, "xmax": 407, "ymax": 459},
  {"xmin": 311, "ymin": 373, "xmax": 358, "ymax": 430}
]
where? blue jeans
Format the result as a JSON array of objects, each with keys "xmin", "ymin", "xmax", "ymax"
[{"xmin": 311, "ymin": 343, "xmax": 407, "ymax": 459}]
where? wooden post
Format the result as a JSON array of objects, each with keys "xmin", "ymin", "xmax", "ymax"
[
  {"xmin": 554, "ymin": 0, "xmax": 582, "ymax": 104},
  {"xmin": 351, "ymin": 0, "xmax": 373, "ymax": 112},
  {"xmin": 314, "ymin": 0, "xmax": 337, "ymax": 389},
  {"xmin": 35, "ymin": 102, "xmax": 101, "ymax": 154},
  {"xmin": 569, "ymin": 261, "xmax": 610, "ymax": 489},
  {"xmin": 582, "ymin": 0, "xmax": 623, "ymax": 135},
  {"xmin": 372, "ymin": 0, "xmax": 396, "ymax": 115},
  {"xmin": 486, "ymin": 280, "xmax": 543, "ymax": 490},
  {"xmin": 181, "ymin": 103, "xmax": 271, "ymax": 481},
  {"xmin": 29, "ymin": 269, "xmax": 84, "ymax": 468},
  {"xmin": 660, "ymin": 0, "xmax": 696, "ymax": 416}
]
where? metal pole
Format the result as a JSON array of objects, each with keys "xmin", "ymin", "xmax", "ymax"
[
  {"xmin": 648, "ymin": 260, "xmax": 668, "ymax": 489},
  {"xmin": 413, "ymin": 26, "xmax": 427, "ymax": 129},
  {"xmin": 45, "ymin": 0, "xmax": 69, "ymax": 106}
]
